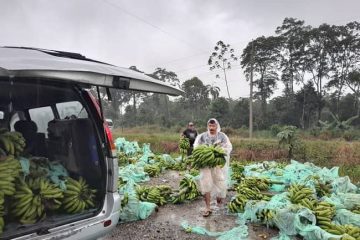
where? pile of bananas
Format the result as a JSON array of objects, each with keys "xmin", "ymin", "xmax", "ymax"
[
  {"xmin": 228, "ymin": 194, "xmax": 247, "ymax": 213},
  {"xmin": 191, "ymin": 145, "xmax": 226, "ymax": 169},
  {"xmin": 0, "ymin": 155, "xmax": 22, "ymax": 196},
  {"xmin": 320, "ymin": 222, "xmax": 360, "ymax": 239},
  {"xmin": 230, "ymin": 162, "xmax": 244, "ymax": 182},
  {"xmin": 288, "ymin": 184, "xmax": 315, "ymax": 204},
  {"xmin": 315, "ymin": 201, "xmax": 336, "ymax": 227},
  {"xmin": 236, "ymin": 184, "xmax": 266, "ymax": 200},
  {"xmin": 136, "ymin": 185, "xmax": 171, "ymax": 206},
  {"xmin": 117, "ymin": 152, "xmax": 128, "ymax": 166},
  {"xmin": 314, "ymin": 179, "xmax": 332, "ymax": 198},
  {"xmin": 299, "ymin": 198, "xmax": 317, "ymax": 211},
  {"xmin": 63, "ymin": 177, "xmax": 97, "ymax": 214},
  {"xmin": 242, "ymin": 177, "xmax": 270, "ymax": 191},
  {"xmin": 256, "ymin": 209, "xmax": 276, "ymax": 225},
  {"xmin": 0, "ymin": 130, "xmax": 25, "ymax": 157},
  {"xmin": 167, "ymin": 161, "xmax": 187, "ymax": 171},
  {"xmin": 0, "ymin": 193, "xmax": 4, "ymax": 234},
  {"xmin": 179, "ymin": 137, "xmax": 190, "ymax": 154},
  {"xmin": 144, "ymin": 164, "xmax": 162, "ymax": 177},
  {"xmin": 171, "ymin": 176, "xmax": 200, "ymax": 204},
  {"xmin": 188, "ymin": 168, "xmax": 199, "ymax": 176},
  {"xmin": 351, "ymin": 205, "xmax": 360, "ymax": 214},
  {"xmin": 11, "ymin": 178, "xmax": 63, "ymax": 224},
  {"xmin": 121, "ymin": 193, "xmax": 129, "ymax": 208}
]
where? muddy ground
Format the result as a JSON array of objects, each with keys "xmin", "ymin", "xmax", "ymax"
[{"xmin": 104, "ymin": 170, "xmax": 290, "ymax": 240}]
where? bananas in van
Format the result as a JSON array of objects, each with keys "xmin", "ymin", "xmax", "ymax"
[
  {"xmin": 63, "ymin": 177, "xmax": 97, "ymax": 214},
  {"xmin": 0, "ymin": 130, "xmax": 26, "ymax": 157},
  {"xmin": 0, "ymin": 155, "xmax": 21, "ymax": 196}
]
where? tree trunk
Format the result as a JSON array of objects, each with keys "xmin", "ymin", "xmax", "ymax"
[{"xmin": 222, "ymin": 62, "xmax": 231, "ymax": 99}]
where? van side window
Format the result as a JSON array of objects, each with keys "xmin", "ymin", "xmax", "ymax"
[
  {"xmin": 29, "ymin": 106, "xmax": 54, "ymax": 136},
  {"xmin": 56, "ymin": 101, "xmax": 88, "ymax": 119}
]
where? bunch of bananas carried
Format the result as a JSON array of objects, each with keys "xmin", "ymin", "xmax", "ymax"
[
  {"xmin": 0, "ymin": 155, "xmax": 22, "ymax": 196},
  {"xmin": 11, "ymin": 178, "xmax": 63, "ymax": 224},
  {"xmin": 171, "ymin": 176, "xmax": 200, "ymax": 204},
  {"xmin": 0, "ymin": 130, "xmax": 25, "ymax": 157},
  {"xmin": 179, "ymin": 137, "xmax": 190, "ymax": 154},
  {"xmin": 144, "ymin": 164, "xmax": 162, "ymax": 177},
  {"xmin": 315, "ymin": 201, "xmax": 336, "ymax": 227},
  {"xmin": 256, "ymin": 209, "xmax": 276, "ymax": 225},
  {"xmin": 351, "ymin": 205, "xmax": 360, "ymax": 215},
  {"xmin": 191, "ymin": 145, "xmax": 226, "ymax": 169},
  {"xmin": 63, "ymin": 177, "xmax": 97, "ymax": 214},
  {"xmin": 228, "ymin": 194, "xmax": 247, "ymax": 213},
  {"xmin": 288, "ymin": 184, "xmax": 315, "ymax": 204},
  {"xmin": 136, "ymin": 185, "xmax": 169, "ymax": 206}
]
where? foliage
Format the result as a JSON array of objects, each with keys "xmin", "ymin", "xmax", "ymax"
[{"xmin": 277, "ymin": 125, "xmax": 298, "ymax": 158}]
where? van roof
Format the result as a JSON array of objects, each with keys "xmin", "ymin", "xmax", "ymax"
[{"xmin": 0, "ymin": 47, "xmax": 183, "ymax": 96}]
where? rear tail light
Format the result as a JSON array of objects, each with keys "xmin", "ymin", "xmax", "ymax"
[{"xmin": 103, "ymin": 219, "xmax": 112, "ymax": 227}]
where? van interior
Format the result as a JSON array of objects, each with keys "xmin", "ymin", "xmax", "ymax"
[{"xmin": 0, "ymin": 78, "xmax": 106, "ymax": 239}]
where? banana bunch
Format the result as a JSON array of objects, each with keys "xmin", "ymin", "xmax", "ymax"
[
  {"xmin": 11, "ymin": 178, "xmax": 64, "ymax": 224},
  {"xmin": 121, "ymin": 193, "xmax": 129, "ymax": 208},
  {"xmin": 299, "ymin": 198, "xmax": 317, "ymax": 211},
  {"xmin": 315, "ymin": 201, "xmax": 336, "ymax": 227},
  {"xmin": 63, "ymin": 177, "xmax": 97, "ymax": 214},
  {"xmin": 179, "ymin": 137, "xmax": 190, "ymax": 154},
  {"xmin": 256, "ymin": 209, "xmax": 276, "ymax": 225},
  {"xmin": 117, "ymin": 152, "xmax": 128, "ymax": 166},
  {"xmin": 288, "ymin": 184, "xmax": 314, "ymax": 204},
  {"xmin": 188, "ymin": 168, "xmax": 199, "ymax": 176},
  {"xmin": 230, "ymin": 162, "xmax": 244, "ymax": 182},
  {"xmin": 351, "ymin": 205, "xmax": 360, "ymax": 214},
  {"xmin": 136, "ymin": 185, "xmax": 167, "ymax": 206},
  {"xmin": 228, "ymin": 194, "xmax": 247, "ymax": 213},
  {"xmin": 0, "ymin": 193, "xmax": 4, "ymax": 234},
  {"xmin": 191, "ymin": 145, "xmax": 226, "ymax": 169},
  {"xmin": 236, "ymin": 184, "xmax": 264, "ymax": 200},
  {"xmin": 144, "ymin": 164, "xmax": 161, "ymax": 177},
  {"xmin": 0, "ymin": 155, "xmax": 21, "ymax": 196},
  {"xmin": 167, "ymin": 161, "xmax": 187, "ymax": 171},
  {"xmin": 314, "ymin": 180, "xmax": 332, "ymax": 198},
  {"xmin": 242, "ymin": 177, "xmax": 271, "ymax": 191},
  {"xmin": 171, "ymin": 176, "xmax": 200, "ymax": 204},
  {"xmin": 0, "ymin": 130, "xmax": 25, "ymax": 157},
  {"xmin": 321, "ymin": 222, "xmax": 360, "ymax": 239}
]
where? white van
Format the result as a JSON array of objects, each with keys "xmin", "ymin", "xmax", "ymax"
[{"xmin": 0, "ymin": 46, "xmax": 182, "ymax": 240}]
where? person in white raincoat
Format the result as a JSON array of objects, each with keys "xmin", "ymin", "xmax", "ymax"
[{"xmin": 193, "ymin": 118, "xmax": 232, "ymax": 217}]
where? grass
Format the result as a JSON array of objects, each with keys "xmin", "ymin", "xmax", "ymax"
[{"xmin": 113, "ymin": 127, "xmax": 360, "ymax": 183}]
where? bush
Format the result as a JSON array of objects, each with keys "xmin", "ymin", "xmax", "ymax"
[
  {"xmin": 270, "ymin": 124, "xmax": 283, "ymax": 137},
  {"xmin": 342, "ymin": 130, "xmax": 358, "ymax": 141},
  {"xmin": 222, "ymin": 127, "xmax": 237, "ymax": 135}
]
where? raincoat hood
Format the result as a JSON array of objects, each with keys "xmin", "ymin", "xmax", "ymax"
[{"xmin": 207, "ymin": 118, "xmax": 221, "ymax": 134}]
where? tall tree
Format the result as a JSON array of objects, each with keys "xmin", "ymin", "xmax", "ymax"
[
  {"xmin": 346, "ymin": 70, "xmax": 360, "ymax": 115},
  {"xmin": 181, "ymin": 77, "xmax": 210, "ymax": 120},
  {"xmin": 241, "ymin": 36, "xmax": 281, "ymax": 121},
  {"xmin": 209, "ymin": 97, "xmax": 230, "ymax": 126},
  {"xmin": 326, "ymin": 22, "xmax": 360, "ymax": 114},
  {"xmin": 208, "ymin": 41, "xmax": 238, "ymax": 99},
  {"xmin": 276, "ymin": 18, "xmax": 311, "ymax": 95}
]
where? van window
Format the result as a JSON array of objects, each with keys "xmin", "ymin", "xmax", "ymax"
[
  {"xmin": 56, "ymin": 101, "xmax": 88, "ymax": 119},
  {"xmin": 0, "ymin": 111, "xmax": 4, "ymax": 119},
  {"xmin": 29, "ymin": 106, "xmax": 54, "ymax": 136}
]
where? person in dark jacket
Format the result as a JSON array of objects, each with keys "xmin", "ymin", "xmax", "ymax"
[{"xmin": 181, "ymin": 122, "xmax": 198, "ymax": 156}]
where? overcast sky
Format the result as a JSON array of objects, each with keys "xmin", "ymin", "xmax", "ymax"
[{"xmin": 1, "ymin": 0, "xmax": 359, "ymax": 98}]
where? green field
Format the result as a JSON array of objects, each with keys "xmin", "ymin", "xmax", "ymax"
[{"xmin": 113, "ymin": 127, "xmax": 360, "ymax": 183}]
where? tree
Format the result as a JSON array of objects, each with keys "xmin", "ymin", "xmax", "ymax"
[
  {"xmin": 230, "ymin": 98, "xmax": 250, "ymax": 128},
  {"xmin": 276, "ymin": 18, "xmax": 311, "ymax": 95},
  {"xmin": 241, "ymin": 36, "xmax": 281, "ymax": 121},
  {"xmin": 181, "ymin": 77, "xmax": 210, "ymax": 120},
  {"xmin": 208, "ymin": 41, "xmax": 238, "ymax": 99},
  {"xmin": 209, "ymin": 97, "xmax": 230, "ymax": 126},
  {"xmin": 206, "ymin": 85, "xmax": 220, "ymax": 100},
  {"xmin": 326, "ymin": 22, "xmax": 360, "ymax": 114},
  {"xmin": 346, "ymin": 70, "xmax": 360, "ymax": 115}
]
